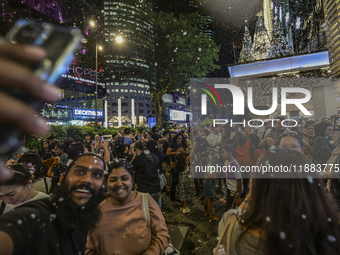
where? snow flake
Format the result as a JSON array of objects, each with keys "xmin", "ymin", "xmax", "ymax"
[
  {"xmin": 327, "ymin": 235, "xmax": 336, "ymax": 242},
  {"xmin": 31, "ymin": 214, "xmax": 36, "ymax": 219},
  {"xmin": 279, "ymin": 232, "xmax": 286, "ymax": 239},
  {"xmin": 301, "ymin": 214, "xmax": 306, "ymax": 219},
  {"xmin": 307, "ymin": 176, "xmax": 313, "ymax": 184},
  {"xmin": 17, "ymin": 220, "xmax": 23, "ymax": 225},
  {"xmin": 50, "ymin": 214, "xmax": 57, "ymax": 221}
]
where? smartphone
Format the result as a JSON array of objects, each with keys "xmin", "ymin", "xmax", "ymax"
[
  {"xmin": 333, "ymin": 117, "xmax": 340, "ymax": 132},
  {"xmin": 0, "ymin": 20, "xmax": 83, "ymax": 155}
]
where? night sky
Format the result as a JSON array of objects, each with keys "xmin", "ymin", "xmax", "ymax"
[{"xmin": 156, "ymin": 0, "xmax": 263, "ymax": 77}]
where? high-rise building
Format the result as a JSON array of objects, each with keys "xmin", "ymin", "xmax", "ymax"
[
  {"xmin": 324, "ymin": 0, "xmax": 340, "ymax": 76},
  {"xmin": 103, "ymin": 0, "xmax": 155, "ymax": 127}
]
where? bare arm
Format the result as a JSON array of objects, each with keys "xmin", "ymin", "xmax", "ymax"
[
  {"xmin": 101, "ymin": 141, "xmax": 110, "ymax": 164},
  {"xmin": 0, "ymin": 231, "xmax": 14, "ymax": 255},
  {"xmin": 166, "ymin": 147, "xmax": 182, "ymax": 156}
]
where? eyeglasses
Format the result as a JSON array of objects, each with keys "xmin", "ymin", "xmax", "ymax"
[{"xmin": 279, "ymin": 145, "xmax": 301, "ymax": 150}]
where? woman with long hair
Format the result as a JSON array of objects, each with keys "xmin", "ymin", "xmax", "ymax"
[
  {"xmin": 39, "ymin": 140, "xmax": 51, "ymax": 159},
  {"xmin": 174, "ymin": 152, "xmax": 192, "ymax": 213},
  {"xmin": 217, "ymin": 149, "xmax": 340, "ymax": 255},
  {"xmin": 0, "ymin": 163, "xmax": 49, "ymax": 215},
  {"xmin": 86, "ymin": 159, "xmax": 169, "ymax": 255},
  {"xmin": 166, "ymin": 133, "xmax": 189, "ymax": 201}
]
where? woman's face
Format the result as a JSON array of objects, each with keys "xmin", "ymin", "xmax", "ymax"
[
  {"xmin": 325, "ymin": 126, "xmax": 332, "ymax": 137},
  {"xmin": 176, "ymin": 136, "xmax": 183, "ymax": 145},
  {"xmin": 221, "ymin": 129, "xmax": 227, "ymax": 137},
  {"xmin": 43, "ymin": 141, "xmax": 49, "ymax": 149},
  {"xmin": 107, "ymin": 167, "xmax": 133, "ymax": 204},
  {"xmin": 244, "ymin": 126, "xmax": 251, "ymax": 134},
  {"xmin": 95, "ymin": 135, "xmax": 100, "ymax": 141},
  {"xmin": 0, "ymin": 183, "xmax": 30, "ymax": 205}
]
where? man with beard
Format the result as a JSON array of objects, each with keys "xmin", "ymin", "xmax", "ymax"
[{"xmin": 0, "ymin": 153, "xmax": 105, "ymax": 255}]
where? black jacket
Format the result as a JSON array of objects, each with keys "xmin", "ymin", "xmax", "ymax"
[{"xmin": 133, "ymin": 153, "xmax": 160, "ymax": 193}]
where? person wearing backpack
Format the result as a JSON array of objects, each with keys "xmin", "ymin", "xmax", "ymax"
[{"xmin": 131, "ymin": 141, "xmax": 161, "ymax": 203}]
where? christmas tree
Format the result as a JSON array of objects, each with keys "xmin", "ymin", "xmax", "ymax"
[
  {"xmin": 238, "ymin": 26, "xmax": 255, "ymax": 63},
  {"xmin": 253, "ymin": 12, "xmax": 271, "ymax": 60},
  {"xmin": 267, "ymin": 22, "xmax": 294, "ymax": 58}
]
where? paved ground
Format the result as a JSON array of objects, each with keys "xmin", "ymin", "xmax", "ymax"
[{"xmin": 162, "ymin": 180, "xmax": 227, "ymax": 254}]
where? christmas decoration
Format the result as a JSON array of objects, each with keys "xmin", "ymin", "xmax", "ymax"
[
  {"xmin": 253, "ymin": 11, "xmax": 271, "ymax": 60},
  {"xmin": 263, "ymin": 0, "xmax": 273, "ymax": 40},
  {"xmin": 238, "ymin": 26, "xmax": 255, "ymax": 63},
  {"xmin": 267, "ymin": 22, "xmax": 294, "ymax": 59}
]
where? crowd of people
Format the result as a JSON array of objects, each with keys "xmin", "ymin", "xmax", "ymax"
[
  {"xmin": 0, "ymin": 43, "xmax": 340, "ymax": 255},
  {"xmin": 0, "ymin": 117, "xmax": 340, "ymax": 254}
]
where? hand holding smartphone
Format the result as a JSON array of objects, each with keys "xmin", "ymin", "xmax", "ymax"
[{"xmin": 0, "ymin": 20, "xmax": 83, "ymax": 155}]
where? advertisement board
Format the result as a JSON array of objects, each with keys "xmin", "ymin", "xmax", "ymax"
[
  {"xmin": 73, "ymin": 108, "xmax": 103, "ymax": 118},
  {"xmin": 169, "ymin": 110, "xmax": 192, "ymax": 121}
]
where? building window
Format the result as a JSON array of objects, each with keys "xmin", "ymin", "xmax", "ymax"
[{"xmin": 139, "ymin": 110, "xmax": 144, "ymax": 113}]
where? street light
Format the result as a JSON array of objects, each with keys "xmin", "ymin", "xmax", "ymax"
[{"xmin": 116, "ymin": 35, "xmax": 123, "ymax": 43}]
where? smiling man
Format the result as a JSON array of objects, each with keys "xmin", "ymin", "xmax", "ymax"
[{"xmin": 0, "ymin": 153, "xmax": 106, "ymax": 255}]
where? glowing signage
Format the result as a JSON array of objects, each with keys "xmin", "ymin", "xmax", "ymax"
[{"xmin": 73, "ymin": 108, "xmax": 103, "ymax": 117}]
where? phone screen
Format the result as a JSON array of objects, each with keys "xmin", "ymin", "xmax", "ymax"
[{"xmin": 333, "ymin": 117, "xmax": 340, "ymax": 131}]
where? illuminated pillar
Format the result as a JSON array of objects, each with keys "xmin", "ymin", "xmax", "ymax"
[
  {"xmin": 131, "ymin": 98, "xmax": 135, "ymax": 127},
  {"xmin": 104, "ymin": 100, "xmax": 108, "ymax": 128},
  {"xmin": 118, "ymin": 98, "xmax": 122, "ymax": 127}
]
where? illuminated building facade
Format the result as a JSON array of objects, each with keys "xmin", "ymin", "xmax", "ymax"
[
  {"xmin": 324, "ymin": 0, "xmax": 340, "ymax": 76},
  {"xmin": 103, "ymin": 0, "xmax": 155, "ymax": 127}
]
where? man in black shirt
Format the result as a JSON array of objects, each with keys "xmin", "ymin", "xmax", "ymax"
[{"xmin": 0, "ymin": 153, "xmax": 106, "ymax": 255}]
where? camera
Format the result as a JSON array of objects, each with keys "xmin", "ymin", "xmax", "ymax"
[{"xmin": 0, "ymin": 20, "xmax": 83, "ymax": 155}]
